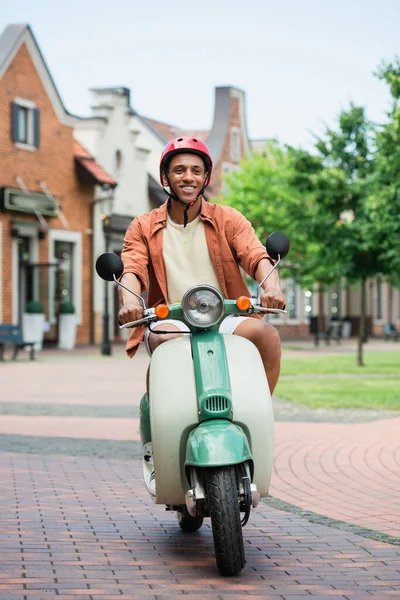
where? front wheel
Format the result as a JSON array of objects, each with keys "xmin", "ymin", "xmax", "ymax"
[{"xmin": 206, "ymin": 466, "xmax": 245, "ymax": 576}]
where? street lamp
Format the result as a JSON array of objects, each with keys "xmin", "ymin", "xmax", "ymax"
[{"xmin": 101, "ymin": 215, "xmax": 112, "ymax": 356}]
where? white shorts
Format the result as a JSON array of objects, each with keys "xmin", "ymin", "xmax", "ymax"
[{"xmin": 144, "ymin": 315, "xmax": 252, "ymax": 356}]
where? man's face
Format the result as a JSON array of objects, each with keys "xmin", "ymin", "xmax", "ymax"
[{"xmin": 162, "ymin": 153, "xmax": 207, "ymax": 204}]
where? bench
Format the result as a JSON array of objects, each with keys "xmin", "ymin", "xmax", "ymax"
[
  {"xmin": 0, "ymin": 324, "xmax": 35, "ymax": 361},
  {"xmin": 384, "ymin": 323, "xmax": 399, "ymax": 341}
]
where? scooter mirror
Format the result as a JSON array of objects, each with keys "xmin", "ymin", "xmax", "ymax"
[
  {"xmin": 96, "ymin": 252, "xmax": 124, "ymax": 281},
  {"xmin": 266, "ymin": 232, "xmax": 290, "ymax": 261}
]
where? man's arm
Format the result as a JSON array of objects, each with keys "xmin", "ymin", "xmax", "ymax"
[
  {"xmin": 254, "ymin": 258, "xmax": 286, "ymax": 310},
  {"xmin": 118, "ymin": 216, "xmax": 150, "ymax": 325},
  {"xmin": 118, "ymin": 273, "xmax": 144, "ymax": 324}
]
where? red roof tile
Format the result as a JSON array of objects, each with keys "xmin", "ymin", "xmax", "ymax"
[
  {"xmin": 145, "ymin": 118, "xmax": 209, "ymax": 144},
  {"xmin": 73, "ymin": 140, "xmax": 117, "ymax": 187}
]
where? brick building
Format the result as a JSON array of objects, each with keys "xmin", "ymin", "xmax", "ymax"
[{"xmin": 0, "ymin": 24, "xmax": 116, "ymax": 347}]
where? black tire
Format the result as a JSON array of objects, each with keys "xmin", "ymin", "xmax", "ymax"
[
  {"xmin": 206, "ymin": 466, "xmax": 245, "ymax": 576},
  {"xmin": 177, "ymin": 506, "xmax": 203, "ymax": 533}
]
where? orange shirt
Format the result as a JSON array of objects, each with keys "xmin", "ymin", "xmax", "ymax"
[{"xmin": 121, "ymin": 199, "xmax": 272, "ymax": 357}]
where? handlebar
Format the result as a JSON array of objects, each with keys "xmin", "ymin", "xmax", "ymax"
[{"xmin": 119, "ymin": 302, "xmax": 286, "ymax": 329}]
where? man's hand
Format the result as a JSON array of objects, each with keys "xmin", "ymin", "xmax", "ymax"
[
  {"xmin": 260, "ymin": 287, "xmax": 286, "ymax": 311},
  {"xmin": 118, "ymin": 301, "xmax": 144, "ymax": 325}
]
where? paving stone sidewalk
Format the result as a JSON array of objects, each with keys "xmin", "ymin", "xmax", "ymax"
[
  {"xmin": 0, "ymin": 343, "xmax": 399, "ymax": 598},
  {"xmin": 1, "ymin": 452, "xmax": 399, "ymax": 600}
]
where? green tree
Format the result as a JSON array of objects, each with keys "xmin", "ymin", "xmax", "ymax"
[
  {"xmin": 372, "ymin": 58, "xmax": 400, "ymax": 286},
  {"xmin": 312, "ymin": 104, "xmax": 383, "ymax": 365},
  {"xmin": 222, "ymin": 105, "xmax": 383, "ymax": 366},
  {"xmin": 221, "ymin": 141, "xmax": 327, "ymax": 285}
]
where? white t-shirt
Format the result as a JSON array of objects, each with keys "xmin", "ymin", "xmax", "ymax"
[{"xmin": 163, "ymin": 213, "xmax": 222, "ymax": 304}]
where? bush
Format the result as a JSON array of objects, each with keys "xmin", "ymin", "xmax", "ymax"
[
  {"xmin": 26, "ymin": 300, "xmax": 44, "ymax": 314},
  {"xmin": 59, "ymin": 300, "xmax": 75, "ymax": 314}
]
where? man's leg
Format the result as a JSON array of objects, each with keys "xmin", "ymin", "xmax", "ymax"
[
  {"xmin": 233, "ymin": 319, "xmax": 281, "ymax": 393},
  {"xmin": 148, "ymin": 323, "xmax": 183, "ymax": 353}
]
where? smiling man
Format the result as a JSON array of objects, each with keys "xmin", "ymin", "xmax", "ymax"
[{"xmin": 119, "ymin": 137, "xmax": 285, "ymax": 393}]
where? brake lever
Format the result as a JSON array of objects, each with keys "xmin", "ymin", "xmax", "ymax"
[
  {"xmin": 257, "ymin": 307, "xmax": 287, "ymax": 314},
  {"xmin": 119, "ymin": 308, "xmax": 157, "ymax": 329},
  {"xmin": 249, "ymin": 297, "xmax": 287, "ymax": 315}
]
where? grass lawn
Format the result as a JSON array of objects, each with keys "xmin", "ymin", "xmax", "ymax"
[
  {"xmin": 276, "ymin": 351, "xmax": 400, "ymax": 409},
  {"xmin": 280, "ymin": 351, "xmax": 400, "ymax": 375},
  {"xmin": 275, "ymin": 377, "xmax": 400, "ymax": 410}
]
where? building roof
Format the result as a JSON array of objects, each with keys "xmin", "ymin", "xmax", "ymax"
[
  {"xmin": 73, "ymin": 140, "xmax": 117, "ymax": 188},
  {"xmin": 0, "ymin": 23, "xmax": 76, "ymax": 122},
  {"xmin": 143, "ymin": 117, "xmax": 209, "ymax": 144}
]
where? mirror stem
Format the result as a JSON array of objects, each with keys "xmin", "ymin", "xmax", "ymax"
[
  {"xmin": 257, "ymin": 255, "xmax": 281, "ymax": 302},
  {"xmin": 113, "ymin": 274, "xmax": 147, "ymax": 309}
]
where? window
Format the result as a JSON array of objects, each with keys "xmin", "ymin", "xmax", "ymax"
[
  {"xmin": 398, "ymin": 288, "xmax": 400, "ymax": 320},
  {"xmin": 17, "ymin": 106, "xmax": 29, "ymax": 143},
  {"xmin": 328, "ymin": 282, "xmax": 342, "ymax": 319},
  {"xmin": 287, "ymin": 279, "xmax": 297, "ymax": 319},
  {"xmin": 221, "ymin": 163, "xmax": 240, "ymax": 194},
  {"xmin": 11, "ymin": 99, "xmax": 40, "ymax": 148},
  {"xmin": 115, "ymin": 149, "xmax": 123, "ymax": 178},
  {"xmin": 55, "ymin": 241, "xmax": 74, "ymax": 304},
  {"xmin": 304, "ymin": 289, "xmax": 313, "ymax": 319},
  {"xmin": 230, "ymin": 127, "xmax": 241, "ymax": 162},
  {"xmin": 49, "ymin": 230, "xmax": 82, "ymax": 324},
  {"xmin": 375, "ymin": 277, "xmax": 382, "ymax": 320}
]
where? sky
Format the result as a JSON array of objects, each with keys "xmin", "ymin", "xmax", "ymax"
[{"xmin": 2, "ymin": 0, "xmax": 400, "ymax": 149}]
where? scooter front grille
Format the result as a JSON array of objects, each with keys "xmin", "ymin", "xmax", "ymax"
[{"xmin": 205, "ymin": 396, "xmax": 229, "ymax": 413}]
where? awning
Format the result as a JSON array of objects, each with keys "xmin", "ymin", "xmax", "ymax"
[
  {"xmin": 74, "ymin": 140, "xmax": 117, "ymax": 189},
  {"xmin": 8, "ymin": 177, "xmax": 70, "ymax": 229}
]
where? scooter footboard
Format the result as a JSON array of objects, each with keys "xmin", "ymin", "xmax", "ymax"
[{"xmin": 149, "ymin": 336, "xmax": 199, "ymax": 505}]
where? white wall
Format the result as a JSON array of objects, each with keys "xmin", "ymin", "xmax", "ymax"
[
  {"xmin": 74, "ymin": 91, "xmax": 157, "ymax": 220},
  {"xmin": 131, "ymin": 115, "xmax": 165, "ymax": 188}
]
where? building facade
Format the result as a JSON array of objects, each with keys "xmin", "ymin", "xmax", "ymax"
[{"xmin": 0, "ymin": 24, "xmax": 116, "ymax": 347}]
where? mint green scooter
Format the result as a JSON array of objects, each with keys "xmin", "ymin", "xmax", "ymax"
[{"xmin": 96, "ymin": 232, "xmax": 289, "ymax": 576}]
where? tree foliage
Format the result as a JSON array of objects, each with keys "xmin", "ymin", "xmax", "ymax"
[
  {"xmin": 370, "ymin": 58, "xmax": 400, "ymax": 284},
  {"xmin": 221, "ymin": 61, "xmax": 400, "ymax": 365}
]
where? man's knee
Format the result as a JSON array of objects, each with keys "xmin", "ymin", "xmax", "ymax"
[
  {"xmin": 148, "ymin": 324, "xmax": 181, "ymax": 353},
  {"xmin": 235, "ymin": 318, "xmax": 281, "ymax": 351},
  {"xmin": 262, "ymin": 322, "xmax": 281, "ymax": 351}
]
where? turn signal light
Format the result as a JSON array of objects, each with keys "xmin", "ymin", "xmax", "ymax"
[
  {"xmin": 236, "ymin": 296, "xmax": 251, "ymax": 311},
  {"xmin": 155, "ymin": 304, "xmax": 170, "ymax": 319}
]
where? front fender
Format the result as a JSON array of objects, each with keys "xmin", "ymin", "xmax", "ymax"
[{"xmin": 185, "ymin": 420, "xmax": 252, "ymax": 468}]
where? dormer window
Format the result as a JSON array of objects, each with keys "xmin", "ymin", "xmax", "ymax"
[
  {"xmin": 114, "ymin": 149, "xmax": 123, "ymax": 178},
  {"xmin": 11, "ymin": 99, "xmax": 40, "ymax": 150},
  {"xmin": 230, "ymin": 127, "xmax": 241, "ymax": 162}
]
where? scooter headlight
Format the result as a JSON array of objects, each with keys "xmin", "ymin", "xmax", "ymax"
[{"xmin": 181, "ymin": 285, "xmax": 224, "ymax": 328}]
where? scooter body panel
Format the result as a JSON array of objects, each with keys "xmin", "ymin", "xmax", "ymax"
[
  {"xmin": 149, "ymin": 336, "xmax": 199, "ymax": 505},
  {"xmin": 223, "ymin": 334, "xmax": 274, "ymax": 496}
]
